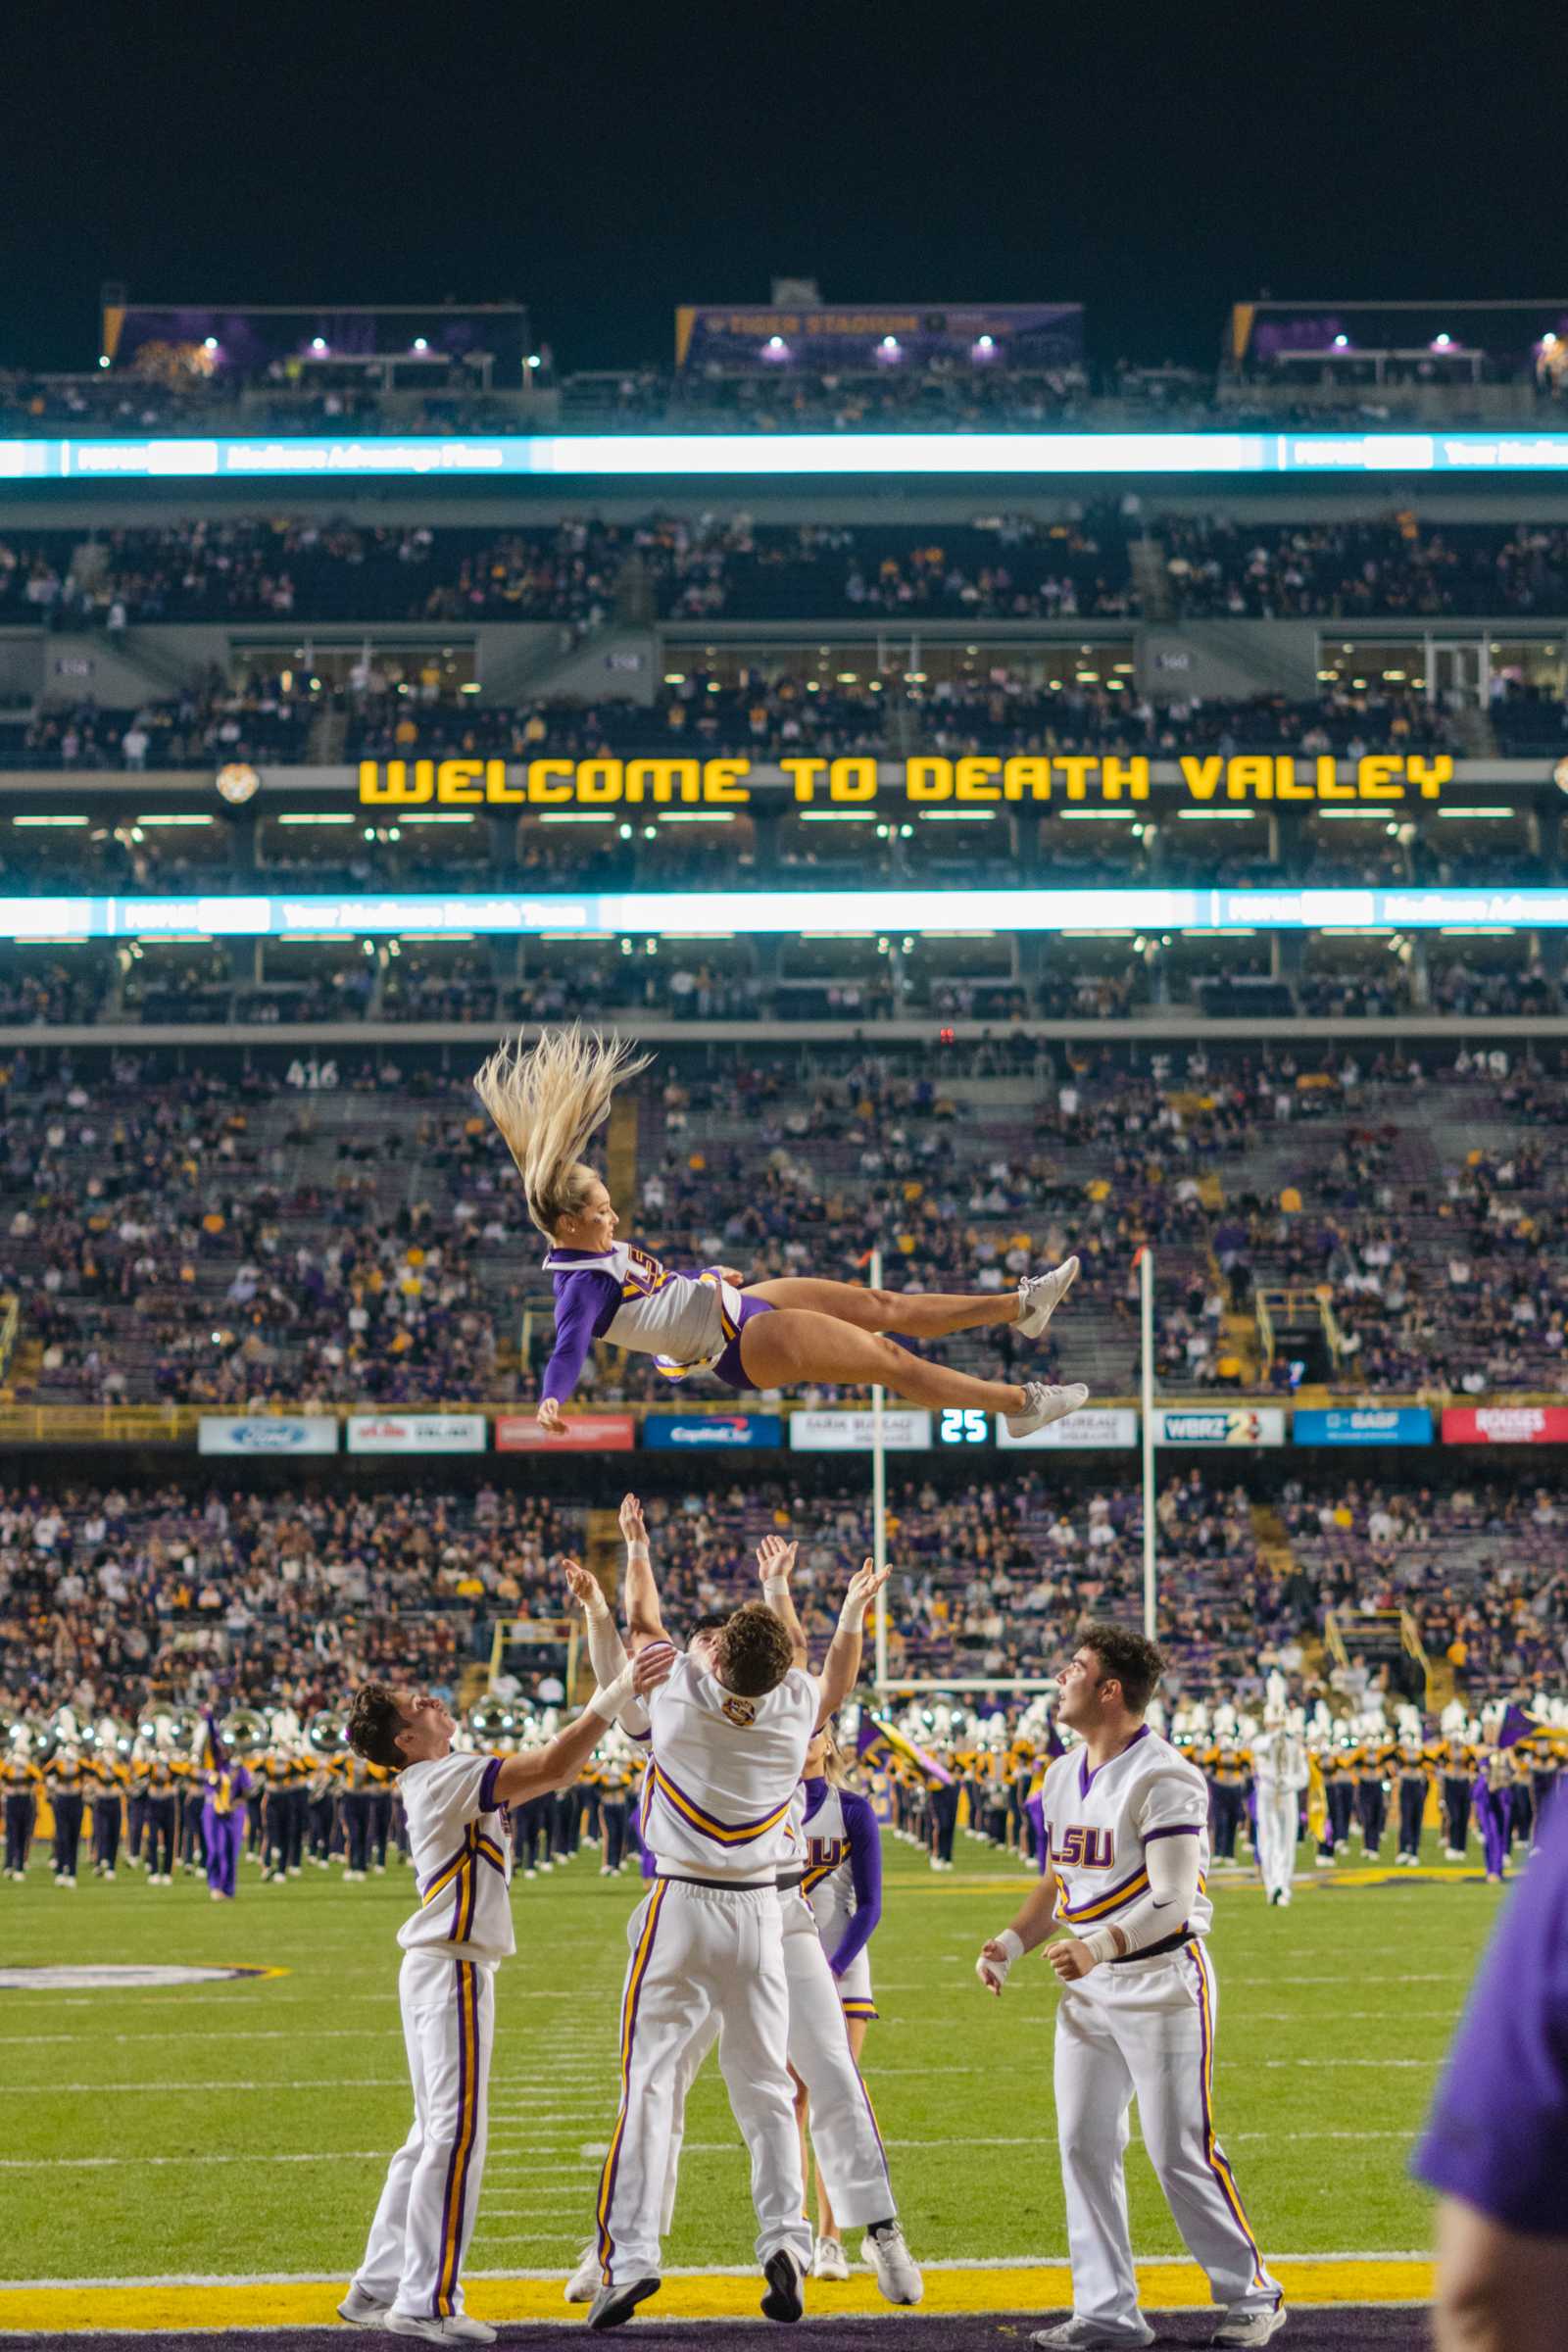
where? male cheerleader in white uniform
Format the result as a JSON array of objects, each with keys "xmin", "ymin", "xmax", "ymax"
[
  {"xmin": 584, "ymin": 1503, "xmax": 888, "ymax": 2328},
  {"xmin": 336, "ymin": 1597, "xmax": 638, "ymax": 2345},
  {"xmin": 977, "ymin": 1625, "xmax": 1286, "ymax": 2351},
  {"xmin": 564, "ymin": 1513, "xmax": 921, "ymax": 2313}
]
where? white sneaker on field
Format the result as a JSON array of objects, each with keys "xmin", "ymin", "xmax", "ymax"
[
  {"xmin": 564, "ymin": 2240, "xmax": 601, "ymax": 2303},
  {"xmin": 337, "ymin": 2283, "xmax": 391, "ymax": 2328},
  {"xmin": 864, "ymin": 2221, "xmax": 922, "ymax": 2304},
  {"xmin": 810, "ymin": 2235, "xmax": 850, "ymax": 2280},
  {"xmin": 1212, "ymin": 2305, "xmax": 1288, "ymax": 2346},
  {"xmin": 1030, "ymin": 2318, "xmax": 1154, "ymax": 2349},
  {"xmin": 1005, "ymin": 1381, "xmax": 1090, "ymax": 1440},
  {"xmin": 1015, "ymin": 1255, "xmax": 1080, "ymax": 1338},
  {"xmin": 386, "ymin": 2315, "xmax": 496, "ymax": 2344}
]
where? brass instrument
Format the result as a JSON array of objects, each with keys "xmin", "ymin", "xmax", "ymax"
[
  {"xmin": 306, "ymin": 1709, "xmax": 350, "ymax": 1760},
  {"xmin": 219, "ymin": 1707, "xmax": 270, "ymax": 1759},
  {"xmin": 468, "ymin": 1697, "xmax": 516, "ymax": 1746}
]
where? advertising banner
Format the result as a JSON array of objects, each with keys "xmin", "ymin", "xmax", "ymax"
[
  {"xmin": 643, "ymin": 1412, "xmax": 784, "ymax": 1450},
  {"xmin": 788, "ymin": 1409, "xmax": 933, "ymax": 1452},
  {"xmin": 1154, "ymin": 1406, "xmax": 1286, "ymax": 1447},
  {"xmin": 1442, "ymin": 1404, "xmax": 1568, "ymax": 1445},
  {"xmin": 8, "ymin": 429, "xmax": 1568, "ymax": 484},
  {"xmin": 996, "ymin": 1406, "xmax": 1140, "ymax": 1450},
  {"xmin": 197, "ymin": 1415, "xmax": 339, "ymax": 1456},
  {"xmin": 494, "ymin": 1413, "xmax": 636, "ymax": 1452},
  {"xmin": 346, "ymin": 1413, "xmax": 487, "ymax": 1455},
  {"xmin": 1294, "ymin": 1406, "xmax": 1434, "ymax": 1446},
  {"xmin": 675, "ymin": 301, "xmax": 1084, "ymax": 371}
]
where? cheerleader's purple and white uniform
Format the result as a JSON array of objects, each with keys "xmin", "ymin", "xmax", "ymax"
[
  {"xmin": 541, "ymin": 1243, "xmax": 773, "ymax": 1400},
  {"xmin": 801, "ymin": 1775, "xmax": 882, "ymax": 2022}
]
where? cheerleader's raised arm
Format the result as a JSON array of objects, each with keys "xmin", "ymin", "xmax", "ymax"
[{"xmin": 475, "ymin": 1026, "xmax": 1089, "ymax": 1440}]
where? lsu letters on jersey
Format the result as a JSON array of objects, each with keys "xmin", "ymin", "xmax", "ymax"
[
  {"xmin": 641, "ymin": 1652, "xmax": 816, "ymax": 1886},
  {"xmin": 398, "ymin": 1754, "xmax": 514, "ymax": 1967},
  {"xmin": 1040, "ymin": 1724, "xmax": 1212, "ymax": 1951}
]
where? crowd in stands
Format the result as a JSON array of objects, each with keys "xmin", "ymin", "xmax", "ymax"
[
  {"xmin": 7, "ymin": 508, "xmax": 1568, "ymax": 632},
  {"xmin": 1281, "ymin": 1475, "xmax": 1568, "ymax": 1700},
  {"xmin": 2, "ymin": 1461, "xmax": 1563, "ymax": 1734},
  {"xmin": 0, "ymin": 1480, "xmax": 573, "ymax": 1727},
  {"xmin": 0, "ymin": 519, "xmax": 628, "ymax": 630},
  {"xmin": 0, "ymin": 673, "xmax": 311, "ymax": 770},
  {"xmin": 1162, "ymin": 515, "xmax": 1568, "ymax": 621}
]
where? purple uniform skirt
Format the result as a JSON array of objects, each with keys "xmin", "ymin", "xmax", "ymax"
[{"xmin": 713, "ymin": 1291, "xmax": 773, "ymax": 1391}]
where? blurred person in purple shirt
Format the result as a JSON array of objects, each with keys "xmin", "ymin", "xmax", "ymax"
[{"xmin": 1412, "ymin": 1785, "xmax": 1568, "ymax": 2348}]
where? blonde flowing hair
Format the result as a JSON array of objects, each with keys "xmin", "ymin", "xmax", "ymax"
[{"xmin": 473, "ymin": 1025, "xmax": 652, "ymax": 1237}]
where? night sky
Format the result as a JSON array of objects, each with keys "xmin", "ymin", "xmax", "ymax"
[{"xmin": 2, "ymin": 4, "xmax": 1554, "ymax": 375}]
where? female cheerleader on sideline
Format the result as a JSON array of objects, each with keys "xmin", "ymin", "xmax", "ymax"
[
  {"xmin": 474, "ymin": 1027, "xmax": 1088, "ymax": 1440},
  {"xmin": 795, "ymin": 1719, "xmax": 886, "ymax": 2280}
]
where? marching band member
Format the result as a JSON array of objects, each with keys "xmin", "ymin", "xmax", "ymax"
[
  {"xmin": 3, "ymin": 1736, "xmax": 38, "ymax": 1881},
  {"xmin": 199, "ymin": 1717, "xmax": 254, "ymax": 1903},
  {"xmin": 89, "ymin": 1738, "xmax": 125, "ymax": 1880},
  {"xmin": 44, "ymin": 1740, "xmax": 87, "ymax": 1888},
  {"xmin": 145, "ymin": 1748, "xmax": 179, "ymax": 1884},
  {"xmin": 474, "ymin": 1026, "xmax": 1086, "ymax": 1441}
]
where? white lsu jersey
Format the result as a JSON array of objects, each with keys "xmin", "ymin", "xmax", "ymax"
[
  {"xmin": 641, "ymin": 1652, "xmax": 816, "ymax": 1886},
  {"xmin": 1040, "ymin": 1724, "xmax": 1212, "ymax": 1953},
  {"xmin": 396, "ymin": 1753, "xmax": 514, "ymax": 1967}
]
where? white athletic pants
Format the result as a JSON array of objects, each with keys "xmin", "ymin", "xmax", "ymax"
[
  {"xmin": 355, "ymin": 1948, "xmax": 494, "ymax": 2322},
  {"xmin": 652, "ymin": 1890, "xmax": 896, "ymax": 2234},
  {"xmin": 1054, "ymin": 1942, "xmax": 1283, "ymax": 2333},
  {"xmin": 1252, "ymin": 1784, "xmax": 1299, "ymax": 1903},
  {"xmin": 596, "ymin": 1879, "xmax": 812, "ymax": 2286}
]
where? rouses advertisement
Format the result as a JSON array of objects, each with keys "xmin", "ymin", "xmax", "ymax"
[
  {"xmin": 1442, "ymin": 1404, "xmax": 1568, "ymax": 1446},
  {"xmin": 997, "ymin": 1406, "xmax": 1140, "ymax": 1450},
  {"xmin": 1154, "ymin": 1407, "xmax": 1286, "ymax": 1447},
  {"xmin": 494, "ymin": 1413, "xmax": 636, "ymax": 1452},
  {"xmin": 789, "ymin": 1409, "xmax": 934, "ymax": 1453},
  {"xmin": 643, "ymin": 1413, "xmax": 784, "ymax": 1450},
  {"xmin": 346, "ymin": 1413, "xmax": 487, "ymax": 1455},
  {"xmin": 198, "ymin": 1415, "xmax": 339, "ymax": 1456},
  {"xmin": 1294, "ymin": 1407, "xmax": 1434, "ymax": 1446}
]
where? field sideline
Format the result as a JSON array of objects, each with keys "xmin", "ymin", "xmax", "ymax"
[{"xmin": 0, "ymin": 1826, "xmax": 1498, "ymax": 2338}]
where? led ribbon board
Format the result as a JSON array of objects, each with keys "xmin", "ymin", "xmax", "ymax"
[
  {"xmin": 8, "ymin": 431, "xmax": 1568, "ymax": 480},
  {"xmin": 6, "ymin": 886, "xmax": 1568, "ymax": 941}
]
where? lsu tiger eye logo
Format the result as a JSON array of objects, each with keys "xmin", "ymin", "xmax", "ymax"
[
  {"xmin": 721, "ymin": 1695, "xmax": 758, "ymax": 1729},
  {"xmin": 1051, "ymin": 1826, "xmax": 1116, "ymax": 1871}
]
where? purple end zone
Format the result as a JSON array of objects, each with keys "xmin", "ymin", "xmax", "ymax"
[{"xmin": 51, "ymin": 2306, "xmax": 1430, "ymax": 2350}]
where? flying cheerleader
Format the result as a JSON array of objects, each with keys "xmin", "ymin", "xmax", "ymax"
[{"xmin": 474, "ymin": 1027, "xmax": 1088, "ymax": 1441}]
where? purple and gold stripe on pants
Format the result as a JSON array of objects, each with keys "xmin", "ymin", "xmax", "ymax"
[
  {"xmin": 1189, "ymin": 1943, "xmax": 1269, "ymax": 2295},
  {"xmin": 595, "ymin": 1880, "xmax": 669, "ymax": 2283},
  {"xmin": 433, "ymin": 1959, "xmax": 482, "ymax": 2318}
]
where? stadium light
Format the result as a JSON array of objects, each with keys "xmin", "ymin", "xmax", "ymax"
[
  {"xmin": 1433, "ymin": 333, "xmax": 1451, "ymax": 349},
  {"xmin": 202, "ymin": 336, "xmax": 219, "ymax": 353},
  {"xmin": 525, "ymin": 354, "xmax": 542, "ymax": 369},
  {"xmin": 1333, "ymin": 333, "xmax": 1349, "ymax": 349},
  {"xmin": 97, "ymin": 354, "xmax": 110, "ymax": 368},
  {"xmin": 413, "ymin": 337, "xmax": 428, "ymax": 353}
]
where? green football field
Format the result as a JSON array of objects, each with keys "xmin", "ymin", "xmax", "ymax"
[{"xmin": 0, "ymin": 1828, "xmax": 1498, "ymax": 2291}]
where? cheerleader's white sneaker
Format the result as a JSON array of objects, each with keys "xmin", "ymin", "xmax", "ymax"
[
  {"xmin": 1015, "ymin": 1256, "xmax": 1080, "ymax": 1337},
  {"xmin": 1005, "ymin": 1381, "xmax": 1090, "ymax": 1439}
]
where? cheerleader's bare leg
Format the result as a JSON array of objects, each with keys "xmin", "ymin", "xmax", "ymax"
[
  {"xmin": 739, "ymin": 1307, "xmax": 1028, "ymax": 1414},
  {"xmin": 747, "ymin": 1278, "xmax": 1020, "ymax": 1336}
]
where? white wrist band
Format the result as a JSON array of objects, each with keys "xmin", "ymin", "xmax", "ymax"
[
  {"xmin": 762, "ymin": 1577, "xmax": 790, "ymax": 1607},
  {"xmin": 588, "ymin": 1668, "xmax": 632, "ymax": 1723},
  {"xmin": 997, "ymin": 1928, "xmax": 1024, "ymax": 1963},
  {"xmin": 839, "ymin": 1593, "xmax": 870, "ymax": 1633}
]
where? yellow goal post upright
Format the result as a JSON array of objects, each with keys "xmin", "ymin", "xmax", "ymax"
[
  {"xmin": 485, "ymin": 1615, "xmax": 582, "ymax": 1706},
  {"xmin": 867, "ymin": 1243, "xmax": 1160, "ymax": 1706}
]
